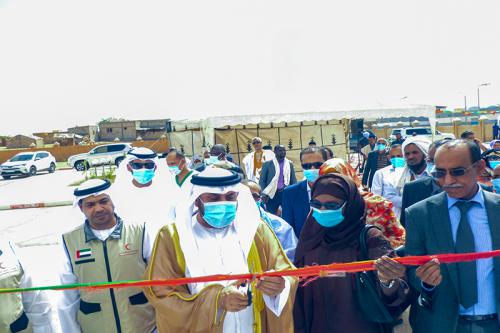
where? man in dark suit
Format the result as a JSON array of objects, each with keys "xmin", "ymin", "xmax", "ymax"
[
  {"xmin": 362, "ymin": 138, "xmax": 390, "ymax": 188},
  {"xmin": 400, "ymin": 177, "xmax": 441, "ymax": 228},
  {"xmin": 282, "ymin": 147, "xmax": 326, "ymax": 237},
  {"xmin": 405, "ymin": 139, "xmax": 500, "ymax": 333},
  {"xmin": 259, "ymin": 145, "xmax": 297, "ymax": 215}
]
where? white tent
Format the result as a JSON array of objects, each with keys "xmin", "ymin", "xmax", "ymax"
[
  {"xmin": 200, "ymin": 104, "xmax": 436, "ymax": 147},
  {"xmin": 168, "ymin": 104, "xmax": 436, "ymax": 171}
]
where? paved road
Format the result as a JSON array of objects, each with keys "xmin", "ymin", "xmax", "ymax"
[{"xmin": 0, "ymin": 169, "xmax": 82, "ymax": 206}]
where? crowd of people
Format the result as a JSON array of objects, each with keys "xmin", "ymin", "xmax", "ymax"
[{"xmin": 1, "ymin": 130, "xmax": 500, "ymax": 333}]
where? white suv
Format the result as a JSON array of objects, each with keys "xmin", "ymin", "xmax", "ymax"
[
  {"xmin": 0, "ymin": 151, "xmax": 56, "ymax": 179},
  {"xmin": 67, "ymin": 143, "xmax": 132, "ymax": 171},
  {"xmin": 390, "ymin": 127, "xmax": 455, "ymax": 142}
]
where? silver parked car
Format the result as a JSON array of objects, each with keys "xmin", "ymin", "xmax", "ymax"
[{"xmin": 67, "ymin": 143, "xmax": 132, "ymax": 171}]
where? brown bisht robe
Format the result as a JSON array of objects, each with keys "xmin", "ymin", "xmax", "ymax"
[{"xmin": 144, "ymin": 221, "xmax": 297, "ymax": 333}]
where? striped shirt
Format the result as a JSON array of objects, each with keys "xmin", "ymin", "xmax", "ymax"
[{"xmin": 446, "ymin": 188, "xmax": 496, "ymax": 315}]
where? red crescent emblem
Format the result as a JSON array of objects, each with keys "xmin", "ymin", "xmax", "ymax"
[{"xmin": 124, "ymin": 243, "xmax": 131, "ymax": 251}]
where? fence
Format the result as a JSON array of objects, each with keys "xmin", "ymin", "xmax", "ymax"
[
  {"xmin": 0, "ymin": 139, "xmax": 170, "ymax": 164},
  {"xmin": 372, "ymin": 122, "xmax": 494, "ymax": 142}
]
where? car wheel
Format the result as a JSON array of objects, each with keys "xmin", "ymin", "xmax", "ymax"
[
  {"xmin": 29, "ymin": 166, "xmax": 37, "ymax": 176},
  {"xmin": 49, "ymin": 162, "xmax": 56, "ymax": 173},
  {"xmin": 2, "ymin": 175, "xmax": 11, "ymax": 180},
  {"xmin": 115, "ymin": 157, "xmax": 124, "ymax": 167},
  {"xmin": 74, "ymin": 161, "xmax": 88, "ymax": 171}
]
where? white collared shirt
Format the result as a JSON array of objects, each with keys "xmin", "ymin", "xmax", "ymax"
[{"xmin": 371, "ymin": 165, "xmax": 404, "ymax": 217}]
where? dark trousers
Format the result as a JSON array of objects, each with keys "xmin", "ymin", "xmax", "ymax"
[
  {"xmin": 456, "ymin": 318, "xmax": 500, "ymax": 333},
  {"xmin": 266, "ymin": 189, "xmax": 284, "ymax": 215}
]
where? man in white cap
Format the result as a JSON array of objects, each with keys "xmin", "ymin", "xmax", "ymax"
[
  {"xmin": 0, "ymin": 240, "xmax": 57, "ymax": 332},
  {"xmin": 144, "ymin": 168, "xmax": 296, "ymax": 333},
  {"xmin": 109, "ymin": 147, "xmax": 177, "ymax": 230},
  {"xmin": 390, "ymin": 136, "xmax": 431, "ymax": 217},
  {"xmin": 58, "ymin": 179, "xmax": 157, "ymax": 333},
  {"xmin": 242, "ymin": 137, "xmax": 275, "ymax": 182}
]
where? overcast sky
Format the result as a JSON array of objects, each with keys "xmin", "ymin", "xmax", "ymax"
[{"xmin": 0, "ymin": 0, "xmax": 499, "ymax": 135}]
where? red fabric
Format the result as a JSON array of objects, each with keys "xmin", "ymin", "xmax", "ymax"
[{"xmin": 83, "ymin": 250, "xmax": 500, "ymax": 291}]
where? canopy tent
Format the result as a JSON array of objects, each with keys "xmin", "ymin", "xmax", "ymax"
[
  {"xmin": 202, "ymin": 104, "xmax": 434, "ymax": 129},
  {"xmin": 167, "ymin": 104, "xmax": 436, "ymax": 177}
]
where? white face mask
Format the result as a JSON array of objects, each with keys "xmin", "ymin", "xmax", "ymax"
[{"xmin": 205, "ymin": 156, "xmax": 219, "ymax": 165}]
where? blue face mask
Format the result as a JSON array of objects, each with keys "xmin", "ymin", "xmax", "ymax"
[
  {"xmin": 132, "ymin": 169, "xmax": 155, "ymax": 184},
  {"xmin": 426, "ymin": 162, "xmax": 435, "ymax": 173},
  {"xmin": 489, "ymin": 161, "xmax": 500, "ymax": 169},
  {"xmin": 205, "ymin": 156, "xmax": 219, "ymax": 165},
  {"xmin": 376, "ymin": 144, "xmax": 387, "ymax": 151},
  {"xmin": 492, "ymin": 178, "xmax": 500, "ymax": 193},
  {"xmin": 391, "ymin": 157, "xmax": 405, "ymax": 168},
  {"xmin": 202, "ymin": 201, "xmax": 238, "ymax": 228},
  {"xmin": 168, "ymin": 165, "xmax": 181, "ymax": 176},
  {"xmin": 312, "ymin": 205, "xmax": 345, "ymax": 228},
  {"xmin": 303, "ymin": 169, "xmax": 320, "ymax": 183}
]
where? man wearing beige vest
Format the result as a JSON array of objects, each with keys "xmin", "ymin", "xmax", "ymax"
[
  {"xmin": 57, "ymin": 179, "xmax": 157, "ymax": 333},
  {"xmin": 0, "ymin": 240, "xmax": 56, "ymax": 333}
]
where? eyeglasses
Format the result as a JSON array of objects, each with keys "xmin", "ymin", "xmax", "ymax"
[
  {"xmin": 301, "ymin": 162, "xmax": 323, "ymax": 170},
  {"xmin": 431, "ymin": 162, "xmax": 477, "ymax": 179},
  {"xmin": 130, "ymin": 162, "xmax": 156, "ymax": 170},
  {"xmin": 310, "ymin": 200, "xmax": 345, "ymax": 211}
]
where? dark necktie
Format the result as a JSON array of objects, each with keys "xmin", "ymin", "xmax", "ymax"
[{"xmin": 454, "ymin": 201, "xmax": 477, "ymax": 309}]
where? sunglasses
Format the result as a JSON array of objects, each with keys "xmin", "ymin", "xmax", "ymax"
[
  {"xmin": 310, "ymin": 200, "xmax": 345, "ymax": 211},
  {"xmin": 130, "ymin": 162, "xmax": 156, "ymax": 170},
  {"xmin": 301, "ymin": 162, "xmax": 323, "ymax": 170},
  {"xmin": 251, "ymin": 193, "xmax": 261, "ymax": 200},
  {"xmin": 431, "ymin": 162, "xmax": 477, "ymax": 179}
]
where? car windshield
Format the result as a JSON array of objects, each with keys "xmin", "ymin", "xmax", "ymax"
[
  {"xmin": 10, "ymin": 154, "xmax": 33, "ymax": 162},
  {"xmin": 391, "ymin": 130, "xmax": 401, "ymax": 135},
  {"xmin": 408, "ymin": 128, "xmax": 432, "ymax": 135}
]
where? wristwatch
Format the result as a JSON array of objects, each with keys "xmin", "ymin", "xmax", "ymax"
[{"xmin": 379, "ymin": 279, "xmax": 396, "ymax": 288}]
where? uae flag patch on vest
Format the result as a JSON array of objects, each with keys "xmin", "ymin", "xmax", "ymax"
[{"xmin": 76, "ymin": 248, "xmax": 92, "ymax": 259}]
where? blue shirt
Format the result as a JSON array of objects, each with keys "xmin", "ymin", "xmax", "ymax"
[
  {"xmin": 259, "ymin": 206, "xmax": 298, "ymax": 262},
  {"xmin": 446, "ymin": 187, "xmax": 496, "ymax": 315}
]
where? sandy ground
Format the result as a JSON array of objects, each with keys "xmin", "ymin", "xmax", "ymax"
[{"xmin": 0, "ymin": 168, "xmax": 412, "ymax": 332}]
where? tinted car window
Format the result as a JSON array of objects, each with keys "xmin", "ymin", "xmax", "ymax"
[
  {"xmin": 408, "ymin": 128, "xmax": 431, "ymax": 135},
  {"xmin": 107, "ymin": 144, "xmax": 125, "ymax": 152},
  {"xmin": 38, "ymin": 153, "xmax": 49, "ymax": 158},
  {"xmin": 10, "ymin": 154, "xmax": 33, "ymax": 162},
  {"xmin": 93, "ymin": 146, "xmax": 108, "ymax": 154}
]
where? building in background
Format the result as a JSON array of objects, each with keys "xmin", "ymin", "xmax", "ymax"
[
  {"xmin": 33, "ymin": 131, "xmax": 83, "ymax": 146},
  {"xmin": 67, "ymin": 125, "xmax": 98, "ymax": 142},
  {"xmin": 6, "ymin": 135, "xmax": 44, "ymax": 149},
  {"xmin": 97, "ymin": 118, "xmax": 169, "ymax": 142}
]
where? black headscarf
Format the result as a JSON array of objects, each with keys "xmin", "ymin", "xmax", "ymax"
[{"xmin": 294, "ymin": 173, "xmax": 366, "ymax": 264}]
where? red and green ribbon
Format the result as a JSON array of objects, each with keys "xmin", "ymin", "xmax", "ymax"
[{"xmin": 1, "ymin": 250, "xmax": 499, "ymax": 294}]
